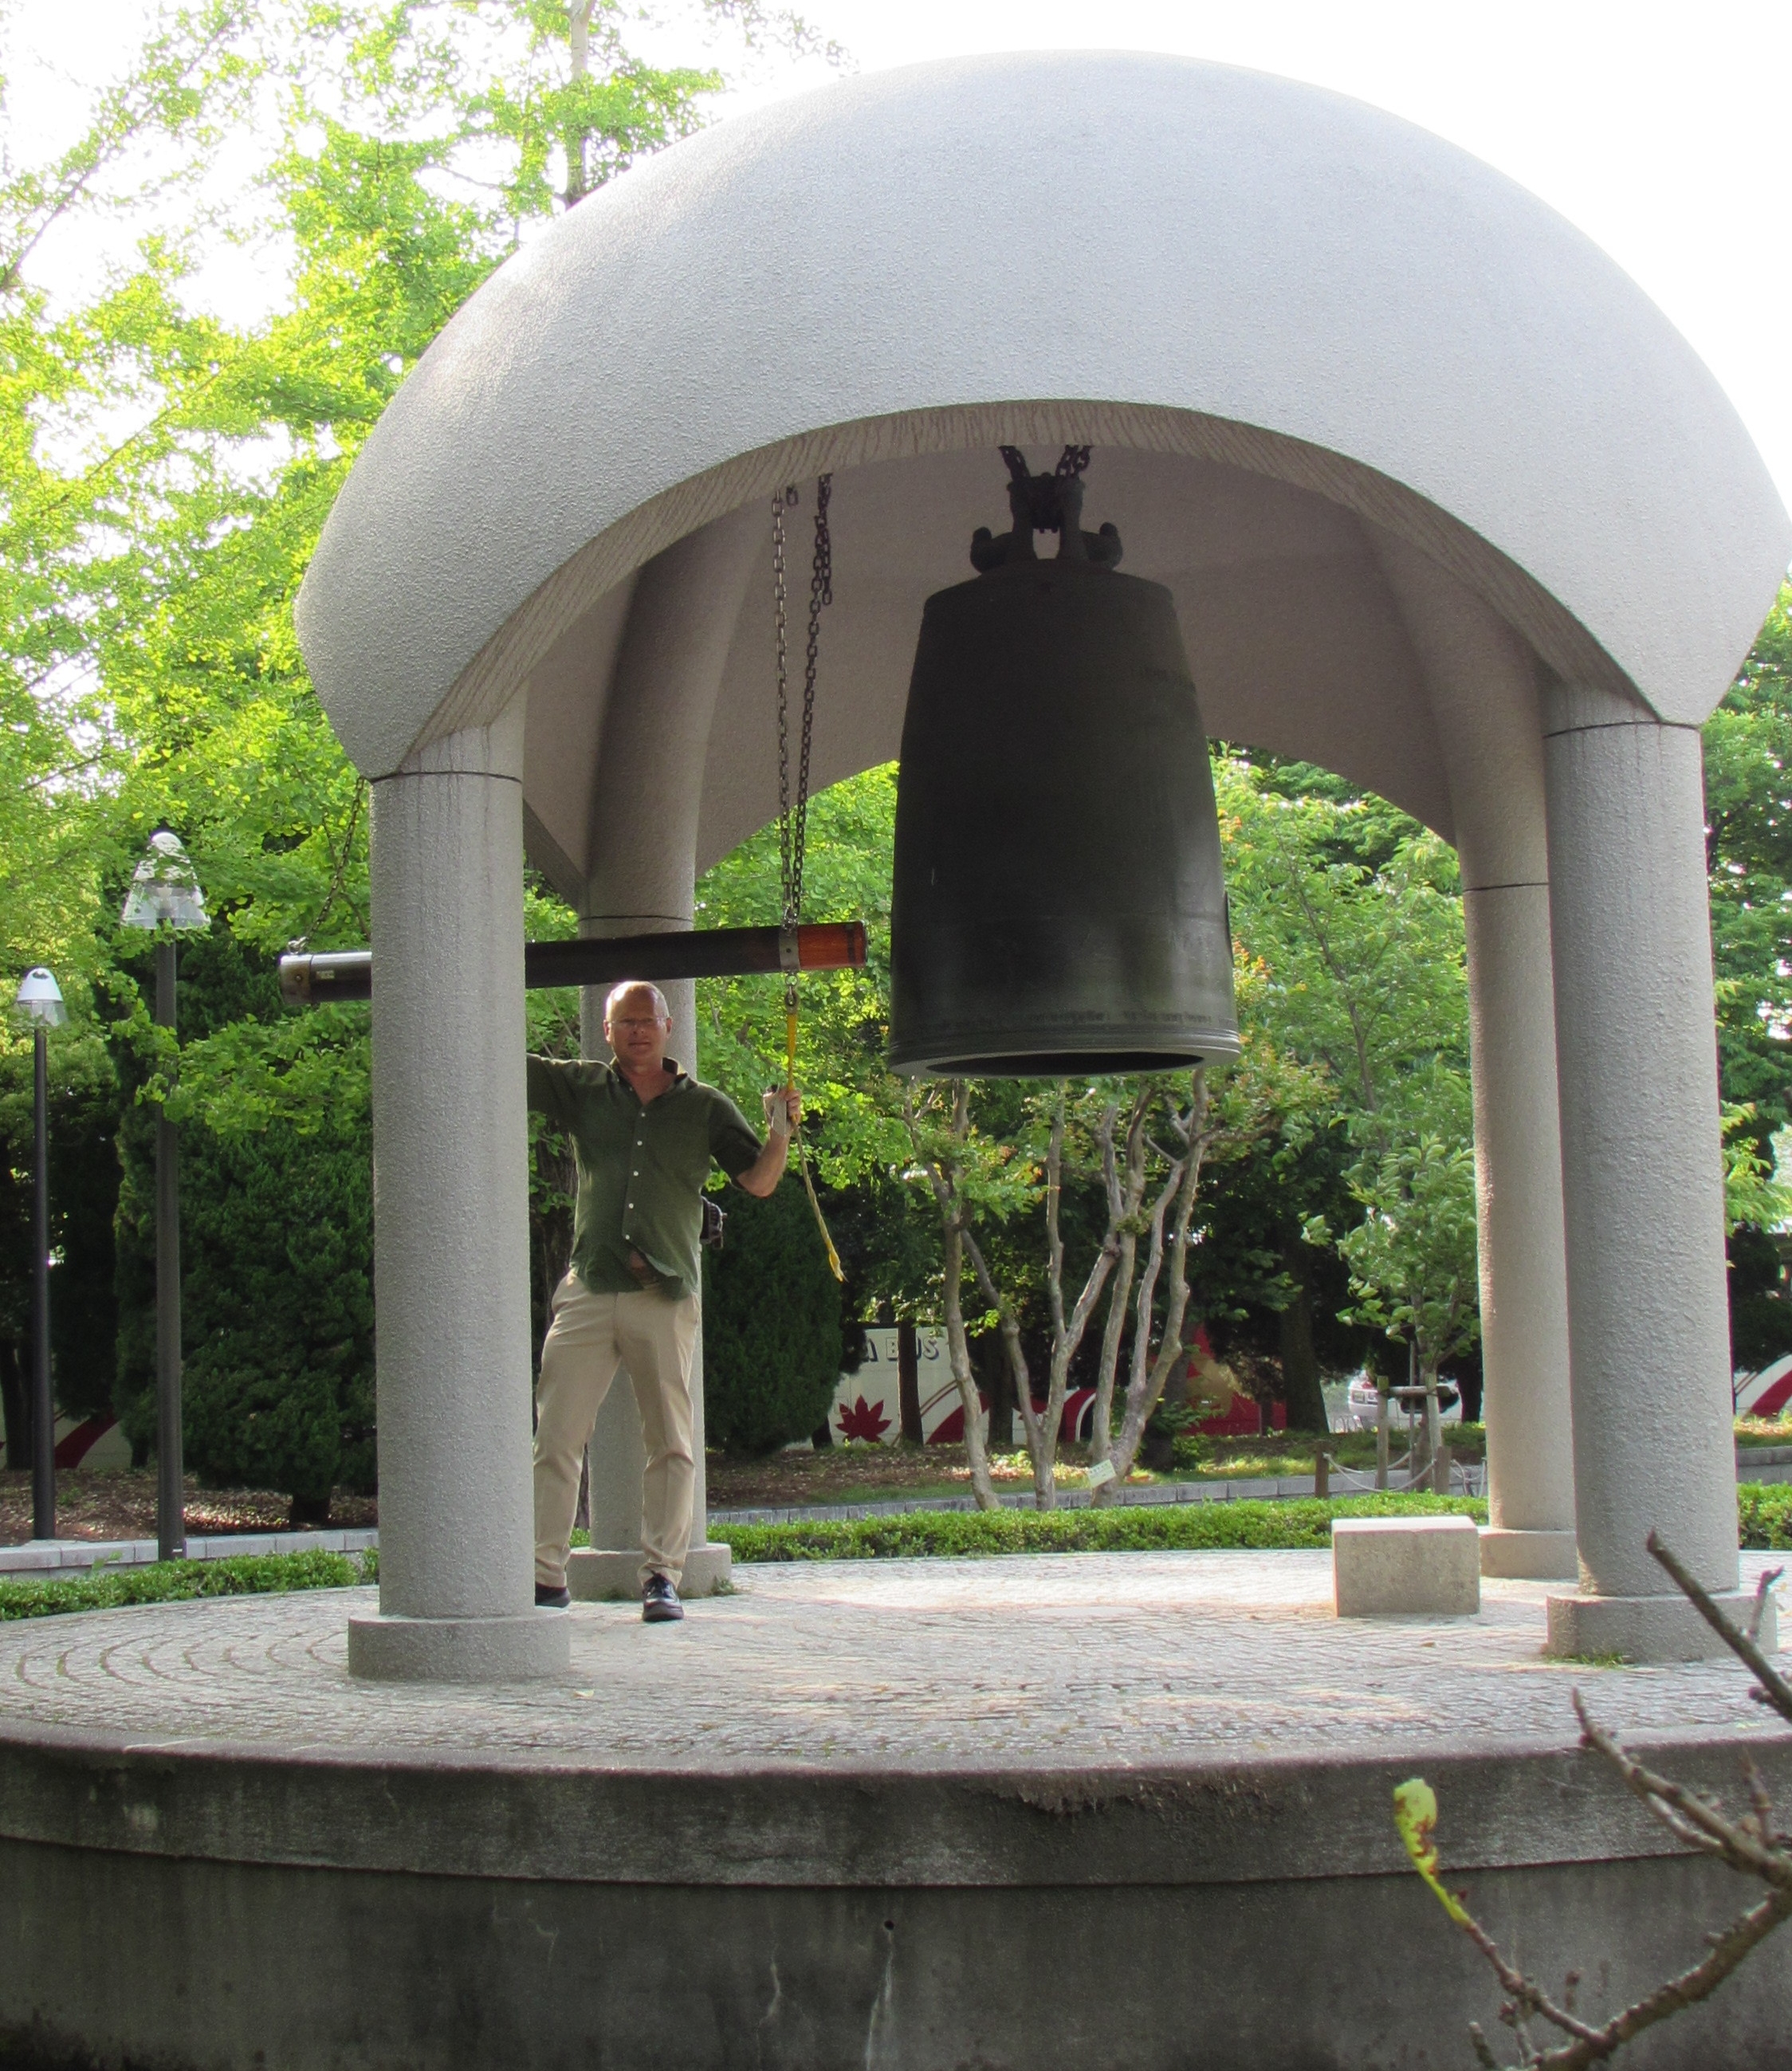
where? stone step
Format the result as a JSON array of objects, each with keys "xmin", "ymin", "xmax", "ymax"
[{"xmin": 0, "ymin": 1528, "xmax": 378, "ymax": 1577}]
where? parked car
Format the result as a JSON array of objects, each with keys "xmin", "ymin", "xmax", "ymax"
[{"xmin": 1343, "ymin": 1371, "xmax": 1462, "ymax": 1432}]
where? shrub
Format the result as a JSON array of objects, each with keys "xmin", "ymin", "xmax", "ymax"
[
  {"xmin": 1739, "ymin": 1482, "xmax": 1792, "ymax": 1549},
  {"xmin": 714, "ymin": 1491, "xmax": 1486, "ymax": 1562},
  {"xmin": 702, "ymin": 1177, "xmax": 843, "ymax": 1453},
  {"xmin": 114, "ymin": 930, "xmax": 375, "ymax": 1515},
  {"xmin": 176, "ymin": 1106, "xmax": 375, "ymax": 1519},
  {"xmin": 0, "ymin": 1547, "xmax": 367, "ymax": 1621}
]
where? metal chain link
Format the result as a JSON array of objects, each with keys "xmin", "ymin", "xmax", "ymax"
[
  {"xmin": 792, "ymin": 474, "xmax": 831, "ymax": 961},
  {"xmin": 772, "ymin": 485, "xmax": 795, "ymax": 933},
  {"xmin": 773, "ymin": 475, "xmax": 832, "ymax": 1006}
]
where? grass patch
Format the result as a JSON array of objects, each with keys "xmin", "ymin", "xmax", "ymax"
[
  {"xmin": 1180, "ymin": 1424, "xmax": 1487, "ymax": 1480},
  {"xmin": 1739, "ymin": 1483, "xmax": 1792, "ymax": 1549},
  {"xmin": 713, "ymin": 1492, "xmax": 1487, "ymax": 1563},
  {"xmin": 0, "ymin": 1547, "xmax": 371, "ymax": 1622}
]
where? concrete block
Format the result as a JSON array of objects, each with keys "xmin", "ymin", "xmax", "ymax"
[
  {"xmin": 1333, "ymin": 1515, "xmax": 1480, "ymax": 1617},
  {"xmin": 568, "ymin": 1541, "xmax": 733, "ymax": 1601},
  {"xmin": 1480, "ymin": 1527, "xmax": 1578, "ymax": 1580}
]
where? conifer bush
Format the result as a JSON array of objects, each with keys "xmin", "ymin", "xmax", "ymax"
[{"xmin": 702, "ymin": 1178, "xmax": 843, "ymax": 1453}]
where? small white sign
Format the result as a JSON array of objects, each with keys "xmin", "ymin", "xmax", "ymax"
[{"xmin": 1085, "ymin": 1458, "xmax": 1117, "ymax": 1489}]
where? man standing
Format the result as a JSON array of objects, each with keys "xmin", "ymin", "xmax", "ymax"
[{"xmin": 527, "ymin": 980, "xmax": 798, "ymax": 1622}]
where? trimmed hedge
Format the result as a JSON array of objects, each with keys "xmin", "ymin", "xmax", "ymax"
[
  {"xmin": 712, "ymin": 1492, "xmax": 1487, "ymax": 1563},
  {"xmin": 0, "ymin": 1547, "xmax": 370, "ymax": 1621},
  {"xmin": 1739, "ymin": 1483, "xmax": 1792, "ymax": 1550}
]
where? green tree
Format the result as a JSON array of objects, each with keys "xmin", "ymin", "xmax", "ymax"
[
  {"xmin": 1212, "ymin": 755, "xmax": 1475, "ymax": 1424},
  {"xmin": 1316, "ymin": 1132, "xmax": 1481, "ymax": 1483},
  {"xmin": 1703, "ymin": 584, "xmax": 1792, "ymax": 1373},
  {"xmin": 0, "ymin": 0, "xmax": 827, "ymax": 1487}
]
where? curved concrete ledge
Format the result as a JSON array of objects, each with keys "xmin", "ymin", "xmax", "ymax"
[{"xmin": 4, "ymin": 1724, "xmax": 1792, "ymax": 2069}]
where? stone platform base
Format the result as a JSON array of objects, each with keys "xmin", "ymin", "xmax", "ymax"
[
  {"xmin": 1480, "ymin": 1526, "xmax": 1579, "ymax": 1580},
  {"xmin": 4, "ymin": 1554, "xmax": 1790, "ymax": 2069},
  {"xmin": 568, "ymin": 1539, "xmax": 733, "ymax": 1601},
  {"xmin": 1546, "ymin": 1585, "xmax": 1778, "ymax": 1663}
]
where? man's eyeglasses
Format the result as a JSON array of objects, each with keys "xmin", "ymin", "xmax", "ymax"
[{"xmin": 609, "ymin": 1016, "xmax": 667, "ymax": 1032}]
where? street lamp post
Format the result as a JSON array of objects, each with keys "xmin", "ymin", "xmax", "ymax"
[
  {"xmin": 121, "ymin": 832, "xmax": 209, "ymax": 1563},
  {"xmin": 14, "ymin": 968, "xmax": 66, "ymax": 1543}
]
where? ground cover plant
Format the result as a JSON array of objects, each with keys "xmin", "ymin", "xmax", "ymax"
[
  {"xmin": 1738, "ymin": 1483, "xmax": 1792, "ymax": 1547},
  {"xmin": 712, "ymin": 1491, "xmax": 1486, "ymax": 1562},
  {"xmin": 0, "ymin": 1546, "xmax": 372, "ymax": 1621}
]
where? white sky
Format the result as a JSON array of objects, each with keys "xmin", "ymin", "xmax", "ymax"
[{"xmin": 10, "ymin": 0, "xmax": 1792, "ymax": 519}]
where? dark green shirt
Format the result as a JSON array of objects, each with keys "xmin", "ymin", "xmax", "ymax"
[{"xmin": 525, "ymin": 1055, "xmax": 761, "ymax": 1302}]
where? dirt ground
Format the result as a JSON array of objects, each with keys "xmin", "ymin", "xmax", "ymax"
[
  {"xmin": 705, "ymin": 1444, "xmax": 1050, "ymax": 1509},
  {"xmin": 0, "ymin": 1470, "xmax": 378, "ymax": 1546}
]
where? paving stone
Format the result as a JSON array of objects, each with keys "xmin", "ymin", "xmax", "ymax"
[{"xmin": 0, "ymin": 1550, "xmax": 1785, "ymax": 1772}]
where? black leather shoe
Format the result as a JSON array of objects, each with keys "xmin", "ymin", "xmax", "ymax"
[
  {"xmin": 535, "ymin": 1582, "xmax": 571, "ymax": 1609},
  {"xmin": 642, "ymin": 1574, "xmax": 684, "ymax": 1623}
]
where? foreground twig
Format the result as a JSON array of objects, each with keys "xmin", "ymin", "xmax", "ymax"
[
  {"xmin": 1645, "ymin": 1531, "xmax": 1792, "ymax": 1727},
  {"xmin": 1393, "ymin": 1537, "xmax": 1792, "ymax": 2065}
]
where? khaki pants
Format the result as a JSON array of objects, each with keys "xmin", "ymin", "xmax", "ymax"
[{"xmin": 532, "ymin": 1273, "xmax": 699, "ymax": 1591}]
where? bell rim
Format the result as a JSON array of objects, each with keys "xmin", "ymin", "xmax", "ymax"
[{"xmin": 887, "ymin": 1031, "xmax": 1242, "ymax": 1080}]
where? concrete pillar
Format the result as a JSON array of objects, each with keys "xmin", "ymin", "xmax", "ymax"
[
  {"xmin": 564, "ymin": 507, "xmax": 759, "ymax": 1602},
  {"xmin": 352, "ymin": 700, "xmax": 569, "ymax": 1680},
  {"xmin": 1374, "ymin": 536, "xmax": 1576, "ymax": 1578},
  {"xmin": 1540, "ymin": 678, "xmax": 1751, "ymax": 1660}
]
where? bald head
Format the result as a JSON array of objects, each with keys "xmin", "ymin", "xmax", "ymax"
[
  {"xmin": 603, "ymin": 980, "xmax": 670, "ymax": 1024},
  {"xmin": 603, "ymin": 980, "xmax": 674, "ymax": 1081}
]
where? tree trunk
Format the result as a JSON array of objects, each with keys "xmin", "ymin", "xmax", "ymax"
[
  {"xmin": 942, "ymin": 1218, "xmax": 996, "ymax": 1510},
  {"xmin": 1278, "ymin": 1223, "xmax": 1330, "ymax": 1432},
  {"xmin": 0, "ymin": 1339, "xmax": 26, "ymax": 1471},
  {"xmin": 980, "ymin": 1330, "xmax": 1014, "ymax": 1451},
  {"xmin": 897, "ymin": 1319, "xmax": 922, "ymax": 1444},
  {"xmin": 1421, "ymin": 1354, "xmax": 1447, "ymax": 1494}
]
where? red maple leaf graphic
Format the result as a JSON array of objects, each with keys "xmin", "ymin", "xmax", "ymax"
[{"xmin": 837, "ymin": 1395, "xmax": 892, "ymax": 1443}]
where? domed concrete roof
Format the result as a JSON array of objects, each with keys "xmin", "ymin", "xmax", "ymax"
[{"xmin": 295, "ymin": 49, "xmax": 1789, "ymax": 782}]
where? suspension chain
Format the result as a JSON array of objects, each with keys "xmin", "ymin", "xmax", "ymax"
[
  {"xmin": 770, "ymin": 475, "xmax": 843, "ymax": 1283},
  {"xmin": 772, "ymin": 474, "xmax": 831, "ymax": 966}
]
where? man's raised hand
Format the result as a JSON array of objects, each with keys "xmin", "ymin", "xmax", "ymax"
[{"xmin": 762, "ymin": 1087, "xmax": 802, "ymax": 1138}]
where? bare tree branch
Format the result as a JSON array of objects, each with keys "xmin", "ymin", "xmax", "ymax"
[{"xmin": 1647, "ymin": 1532, "xmax": 1792, "ymax": 1727}]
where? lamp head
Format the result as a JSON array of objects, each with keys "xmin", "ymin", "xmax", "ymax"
[
  {"xmin": 14, "ymin": 968, "xmax": 66, "ymax": 1027},
  {"xmin": 121, "ymin": 830, "xmax": 209, "ymax": 931}
]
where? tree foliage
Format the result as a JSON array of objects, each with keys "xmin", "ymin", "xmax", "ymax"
[{"xmin": 0, "ymin": 0, "xmax": 829, "ymax": 1490}]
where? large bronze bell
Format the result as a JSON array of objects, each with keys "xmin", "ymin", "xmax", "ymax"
[{"xmin": 888, "ymin": 458, "xmax": 1240, "ymax": 1078}]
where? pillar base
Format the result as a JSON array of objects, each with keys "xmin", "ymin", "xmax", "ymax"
[
  {"xmin": 568, "ymin": 1542, "xmax": 733, "ymax": 1601},
  {"xmin": 1480, "ymin": 1528, "xmax": 1578, "ymax": 1580},
  {"xmin": 1544, "ymin": 1589, "xmax": 1777, "ymax": 1664},
  {"xmin": 348, "ymin": 1610, "xmax": 570, "ymax": 1682}
]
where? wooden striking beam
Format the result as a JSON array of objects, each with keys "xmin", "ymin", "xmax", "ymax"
[{"xmin": 277, "ymin": 922, "xmax": 869, "ymax": 1008}]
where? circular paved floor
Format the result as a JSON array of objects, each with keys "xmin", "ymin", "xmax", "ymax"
[{"xmin": 2, "ymin": 1551, "xmax": 1786, "ymax": 1770}]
